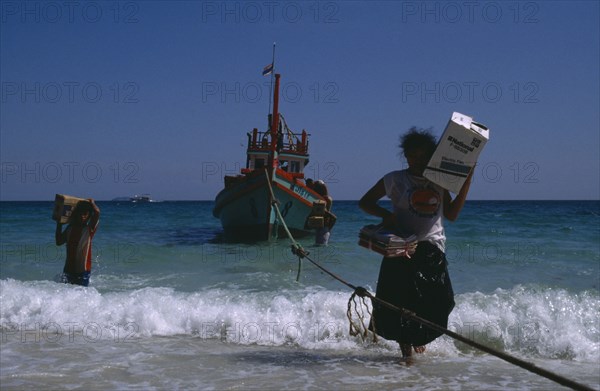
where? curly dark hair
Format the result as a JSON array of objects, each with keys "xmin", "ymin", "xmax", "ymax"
[
  {"xmin": 72, "ymin": 201, "xmax": 93, "ymax": 219},
  {"xmin": 399, "ymin": 127, "xmax": 437, "ymax": 156}
]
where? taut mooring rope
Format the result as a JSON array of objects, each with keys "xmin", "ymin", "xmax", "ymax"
[{"xmin": 263, "ymin": 170, "xmax": 595, "ymax": 391}]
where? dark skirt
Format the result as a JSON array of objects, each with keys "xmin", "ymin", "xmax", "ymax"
[{"xmin": 370, "ymin": 241, "xmax": 455, "ymax": 346}]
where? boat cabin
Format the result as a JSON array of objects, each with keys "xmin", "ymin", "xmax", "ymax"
[{"xmin": 245, "ymin": 127, "xmax": 309, "ymax": 175}]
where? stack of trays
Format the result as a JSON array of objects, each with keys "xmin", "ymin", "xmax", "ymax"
[{"xmin": 358, "ymin": 224, "xmax": 418, "ymax": 258}]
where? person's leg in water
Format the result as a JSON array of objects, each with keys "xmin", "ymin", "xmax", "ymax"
[{"xmin": 400, "ymin": 343, "xmax": 426, "ymax": 357}]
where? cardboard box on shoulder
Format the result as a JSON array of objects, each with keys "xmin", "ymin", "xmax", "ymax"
[
  {"xmin": 423, "ymin": 112, "xmax": 489, "ymax": 194},
  {"xmin": 306, "ymin": 216, "xmax": 325, "ymax": 229},
  {"xmin": 52, "ymin": 194, "xmax": 86, "ymax": 224}
]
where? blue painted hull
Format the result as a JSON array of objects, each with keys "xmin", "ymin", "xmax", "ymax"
[{"xmin": 213, "ymin": 169, "xmax": 321, "ymax": 241}]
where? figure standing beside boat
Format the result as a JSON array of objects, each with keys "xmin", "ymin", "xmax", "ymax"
[{"xmin": 313, "ymin": 180, "xmax": 333, "ymax": 245}]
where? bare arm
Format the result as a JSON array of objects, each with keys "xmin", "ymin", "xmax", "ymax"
[
  {"xmin": 88, "ymin": 199, "xmax": 100, "ymax": 233},
  {"xmin": 55, "ymin": 223, "xmax": 67, "ymax": 245},
  {"xmin": 359, "ymin": 178, "xmax": 395, "ymax": 228},
  {"xmin": 444, "ymin": 169, "xmax": 474, "ymax": 221}
]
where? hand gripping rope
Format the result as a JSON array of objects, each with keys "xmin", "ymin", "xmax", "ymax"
[{"xmin": 264, "ymin": 170, "xmax": 594, "ymax": 391}]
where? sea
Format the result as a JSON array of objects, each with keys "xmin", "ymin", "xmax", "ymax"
[{"xmin": 0, "ymin": 200, "xmax": 598, "ymax": 391}]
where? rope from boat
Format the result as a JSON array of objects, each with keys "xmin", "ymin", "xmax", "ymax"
[
  {"xmin": 264, "ymin": 171, "xmax": 375, "ymax": 339},
  {"xmin": 347, "ymin": 288, "xmax": 378, "ymax": 343},
  {"xmin": 262, "ymin": 170, "xmax": 594, "ymax": 391},
  {"xmin": 278, "ymin": 113, "xmax": 299, "ymax": 144},
  {"xmin": 263, "ymin": 169, "xmax": 305, "ymax": 281}
]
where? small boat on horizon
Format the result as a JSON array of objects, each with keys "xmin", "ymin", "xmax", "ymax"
[
  {"xmin": 111, "ymin": 194, "xmax": 155, "ymax": 203},
  {"xmin": 212, "ymin": 72, "xmax": 330, "ymax": 241},
  {"xmin": 130, "ymin": 194, "xmax": 153, "ymax": 203}
]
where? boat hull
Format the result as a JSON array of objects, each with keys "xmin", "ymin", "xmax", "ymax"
[{"xmin": 213, "ymin": 169, "xmax": 321, "ymax": 241}]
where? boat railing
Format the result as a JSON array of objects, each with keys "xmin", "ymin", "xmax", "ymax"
[{"xmin": 247, "ymin": 129, "xmax": 309, "ymax": 155}]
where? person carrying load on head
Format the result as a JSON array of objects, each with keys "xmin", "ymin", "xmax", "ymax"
[{"xmin": 55, "ymin": 199, "xmax": 100, "ymax": 287}]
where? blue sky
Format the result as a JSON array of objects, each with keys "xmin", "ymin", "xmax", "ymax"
[{"xmin": 1, "ymin": 0, "xmax": 598, "ymax": 200}]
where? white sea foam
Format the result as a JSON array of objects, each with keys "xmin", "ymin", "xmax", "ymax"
[
  {"xmin": 449, "ymin": 286, "xmax": 600, "ymax": 362},
  {"xmin": 1, "ymin": 279, "xmax": 598, "ymax": 363}
]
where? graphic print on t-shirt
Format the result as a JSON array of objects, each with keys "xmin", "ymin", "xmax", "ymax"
[{"xmin": 408, "ymin": 187, "xmax": 441, "ymax": 217}]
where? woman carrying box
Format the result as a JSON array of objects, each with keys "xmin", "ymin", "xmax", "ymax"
[{"xmin": 359, "ymin": 127, "xmax": 473, "ymax": 358}]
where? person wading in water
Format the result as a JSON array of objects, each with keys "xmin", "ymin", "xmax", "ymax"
[{"xmin": 359, "ymin": 128, "xmax": 473, "ymax": 357}]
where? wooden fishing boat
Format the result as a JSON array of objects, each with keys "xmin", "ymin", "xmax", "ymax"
[{"xmin": 212, "ymin": 73, "xmax": 327, "ymax": 241}]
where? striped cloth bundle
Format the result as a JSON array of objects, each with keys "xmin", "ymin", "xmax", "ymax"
[{"xmin": 358, "ymin": 224, "xmax": 418, "ymax": 258}]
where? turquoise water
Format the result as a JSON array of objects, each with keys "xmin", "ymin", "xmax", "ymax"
[{"xmin": 1, "ymin": 200, "xmax": 599, "ymax": 390}]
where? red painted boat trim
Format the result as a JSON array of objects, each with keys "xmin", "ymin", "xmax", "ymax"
[
  {"xmin": 272, "ymin": 181, "xmax": 314, "ymax": 207},
  {"xmin": 274, "ymin": 171, "xmax": 323, "ymax": 203}
]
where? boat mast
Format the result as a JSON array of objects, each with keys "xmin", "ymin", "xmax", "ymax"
[
  {"xmin": 266, "ymin": 73, "xmax": 281, "ymax": 240},
  {"xmin": 269, "ymin": 73, "xmax": 281, "ymax": 170},
  {"xmin": 266, "ymin": 42, "xmax": 276, "ymax": 120}
]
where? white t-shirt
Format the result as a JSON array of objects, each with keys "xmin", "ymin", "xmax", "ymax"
[{"xmin": 383, "ymin": 170, "xmax": 446, "ymax": 252}]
